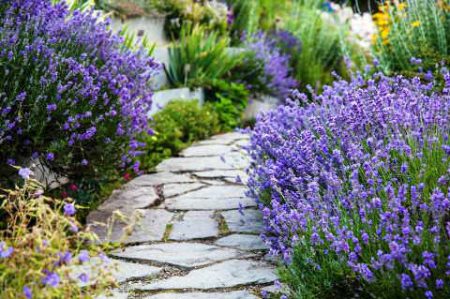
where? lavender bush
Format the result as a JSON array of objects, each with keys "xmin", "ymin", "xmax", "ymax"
[
  {"xmin": 247, "ymin": 70, "xmax": 450, "ymax": 298},
  {"xmin": 0, "ymin": 0, "xmax": 159, "ymax": 180},
  {"xmin": 243, "ymin": 32, "xmax": 298, "ymax": 100}
]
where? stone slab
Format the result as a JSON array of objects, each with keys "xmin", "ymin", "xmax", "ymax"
[
  {"xmin": 127, "ymin": 172, "xmax": 196, "ymax": 187},
  {"xmin": 89, "ymin": 209, "xmax": 173, "ymax": 244},
  {"xmin": 111, "ymin": 243, "xmax": 250, "ymax": 268},
  {"xmin": 146, "ymin": 290, "xmax": 258, "ymax": 299},
  {"xmin": 165, "ymin": 186, "xmax": 256, "ymax": 210},
  {"xmin": 71, "ymin": 257, "xmax": 161, "ymax": 285},
  {"xmin": 211, "ymin": 132, "xmax": 249, "ymax": 142},
  {"xmin": 221, "ymin": 210, "xmax": 264, "ymax": 234},
  {"xmin": 215, "ymin": 234, "xmax": 267, "ymax": 251},
  {"xmin": 193, "ymin": 170, "xmax": 245, "ymax": 179},
  {"xmin": 180, "ymin": 144, "xmax": 233, "ymax": 157},
  {"xmin": 137, "ymin": 259, "xmax": 276, "ymax": 290},
  {"xmin": 156, "ymin": 152, "xmax": 248, "ymax": 173},
  {"xmin": 163, "ymin": 183, "xmax": 205, "ymax": 198},
  {"xmin": 88, "ymin": 186, "xmax": 158, "ymax": 220},
  {"xmin": 170, "ymin": 211, "xmax": 218, "ymax": 240}
]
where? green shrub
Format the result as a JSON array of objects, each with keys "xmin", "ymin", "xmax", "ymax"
[
  {"xmin": 0, "ymin": 176, "xmax": 115, "ymax": 298},
  {"xmin": 166, "ymin": 24, "xmax": 242, "ymax": 88},
  {"xmin": 204, "ymin": 79, "xmax": 249, "ymax": 131},
  {"xmin": 139, "ymin": 100, "xmax": 220, "ymax": 171}
]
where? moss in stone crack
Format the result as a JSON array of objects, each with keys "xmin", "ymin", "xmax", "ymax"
[
  {"xmin": 162, "ymin": 223, "xmax": 173, "ymax": 242},
  {"xmin": 216, "ymin": 214, "xmax": 230, "ymax": 236}
]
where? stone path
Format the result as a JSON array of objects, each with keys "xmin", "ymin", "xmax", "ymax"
[{"xmin": 87, "ymin": 132, "xmax": 277, "ymax": 299}]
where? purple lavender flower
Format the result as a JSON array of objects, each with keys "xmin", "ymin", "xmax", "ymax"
[
  {"xmin": 18, "ymin": 167, "xmax": 32, "ymax": 180},
  {"xmin": 42, "ymin": 271, "xmax": 60, "ymax": 287},
  {"xmin": 246, "ymin": 68, "xmax": 450, "ymax": 296},
  {"xmin": 78, "ymin": 273, "xmax": 89, "ymax": 283},
  {"xmin": 23, "ymin": 286, "xmax": 32, "ymax": 299},
  {"xmin": 244, "ymin": 32, "xmax": 298, "ymax": 100},
  {"xmin": 0, "ymin": 0, "xmax": 159, "ymax": 178},
  {"xmin": 0, "ymin": 242, "xmax": 13, "ymax": 258},
  {"xmin": 78, "ymin": 250, "xmax": 90, "ymax": 264},
  {"xmin": 63, "ymin": 203, "xmax": 76, "ymax": 216},
  {"xmin": 55, "ymin": 251, "xmax": 72, "ymax": 266}
]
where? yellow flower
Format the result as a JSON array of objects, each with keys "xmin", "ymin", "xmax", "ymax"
[
  {"xmin": 411, "ymin": 21, "xmax": 421, "ymax": 27},
  {"xmin": 397, "ymin": 2, "xmax": 407, "ymax": 11}
]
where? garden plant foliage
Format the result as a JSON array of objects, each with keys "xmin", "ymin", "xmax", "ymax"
[
  {"xmin": 0, "ymin": 176, "xmax": 115, "ymax": 298},
  {"xmin": 247, "ymin": 69, "xmax": 450, "ymax": 298},
  {"xmin": 373, "ymin": 0, "xmax": 450, "ymax": 74}
]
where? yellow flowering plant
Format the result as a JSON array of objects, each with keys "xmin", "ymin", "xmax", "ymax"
[{"xmin": 372, "ymin": 0, "xmax": 450, "ymax": 74}]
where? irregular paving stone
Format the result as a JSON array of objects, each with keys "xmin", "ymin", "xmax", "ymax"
[
  {"xmin": 165, "ymin": 186, "xmax": 256, "ymax": 210},
  {"xmin": 221, "ymin": 210, "xmax": 264, "ymax": 234},
  {"xmin": 111, "ymin": 243, "xmax": 251, "ymax": 268},
  {"xmin": 127, "ymin": 172, "xmax": 197, "ymax": 188},
  {"xmin": 113, "ymin": 259, "xmax": 162, "ymax": 282},
  {"xmin": 71, "ymin": 258, "xmax": 161, "ymax": 286},
  {"xmin": 193, "ymin": 169, "xmax": 245, "ymax": 179},
  {"xmin": 170, "ymin": 211, "xmax": 218, "ymax": 240},
  {"xmin": 90, "ymin": 186, "xmax": 159, "ymax": 218},
  {"xmin": 215, "ymin": 234, "xmax": 267, "ymax": 251},
  {"xmin": 180, "ymin": 144, "xmax": 233, "ymax": 157},
  {"xmin": 136, "ymin": 259, "xmax": 276, "ymax": 291},
  {"xmin": 156, "ymin": 152, "xmax": 248, "ymax": 173},
  {"xmin": 145, "ymin": 290, "xmax": 258, "ymax": 299},
  {"xmin": 211, "ymin": 132, "xmax": 249, "ymax": 141},
  {"xmin": 163, "ymin": 183, "xmax": 205, "ymax": 198},
  {"xmin": 89, "ymin": 209, "xmax": 173, "ymax": 243}
]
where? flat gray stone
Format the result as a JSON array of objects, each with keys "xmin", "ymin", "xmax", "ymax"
[
  {"xmin": 215, "ymin": 234, "xmax": 267, "ymax": 251},
  {"xmin": 193, "ymin": 170, "xmax": 245, "ymax": 179},
  {"xmin": 165, "ymin": 186, "xmax": 256, "ymax": 210},
  {"xmin": 156, "ymin": 152, "xmax": 248, "ymax": 173},
  {"xmin": 221, "ymin": 210, "xmax": 263, "ymax": 233},
  {"xmin": 70, "ymin": 257, "xmax": 160, "ymax": 286},
  {"xmin": 170, "ymin": 211, "xmax": 218, "ymax": 240},
  {"xmin": 89, "ymin": 186, "xmax": 158, "ymax": 219},
  {"xmin": 180, "ymin": 144, "xmax": 232, "ymax": 157},
  {"xmin": 163, "ymin": 183, "xmax": 205, "ymax": 198},
  {"xmin": 137, "ymin": 259, "xmax": 276, "ymax": 291},
  {"xmin": 127, "ymin": 172, "xmax": 197, "ymax": 187},
  {"xmin": 89, "ymin": 209, "xmax": 173, "ymax": 243},
  {"xmin": 211, "ymin": 132, "xmax": 249, "ymax": 141},
  {"xmin": 146, "ymin": 290, "xmax": 258, "ymax": 299},
  {"xmin": 111, "ymin": 243, "xmax": 250, "ymax": 268},
  {"xmin": 113, "ymin": 259, "xmax": 162, "ymax": 282}
]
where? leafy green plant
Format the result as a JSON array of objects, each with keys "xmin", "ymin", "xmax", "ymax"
[
  {"xmin": 204, "ymin": 79, "xmax": 249, "ymax": 131},
  {"xmin": 0, "ymin": 177, "xmax": 116, "ymax": 298},
  {"xmin": 166, "ymin": 24, "xmax": 242, "ymax": 87},
  {"xmin": 283, "ymin": 3, "xmax": 346, "ymax": 90},
  {"xmin": 227, "ymin": 0, "xmax": 291, "ymax": 45},
  {"xmin": 138, "ymin": 100, "xmax": 220, "ymax": 171},
  {"xmin": 372, "ymin": 0, "xmax": 450, "ymax": 74}
]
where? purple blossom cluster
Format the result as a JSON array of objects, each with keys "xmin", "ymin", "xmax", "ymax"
[
  {"xmin": 244, "ymin": 32, "xmax": 298, "ymax": 100},
  {"xmin": 0, "ymin": 0, "xmax": 159, "ymax": 177},
  {"xmin": 247, "ymin": 70, "xmax": 450, "ymax": 297}
]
